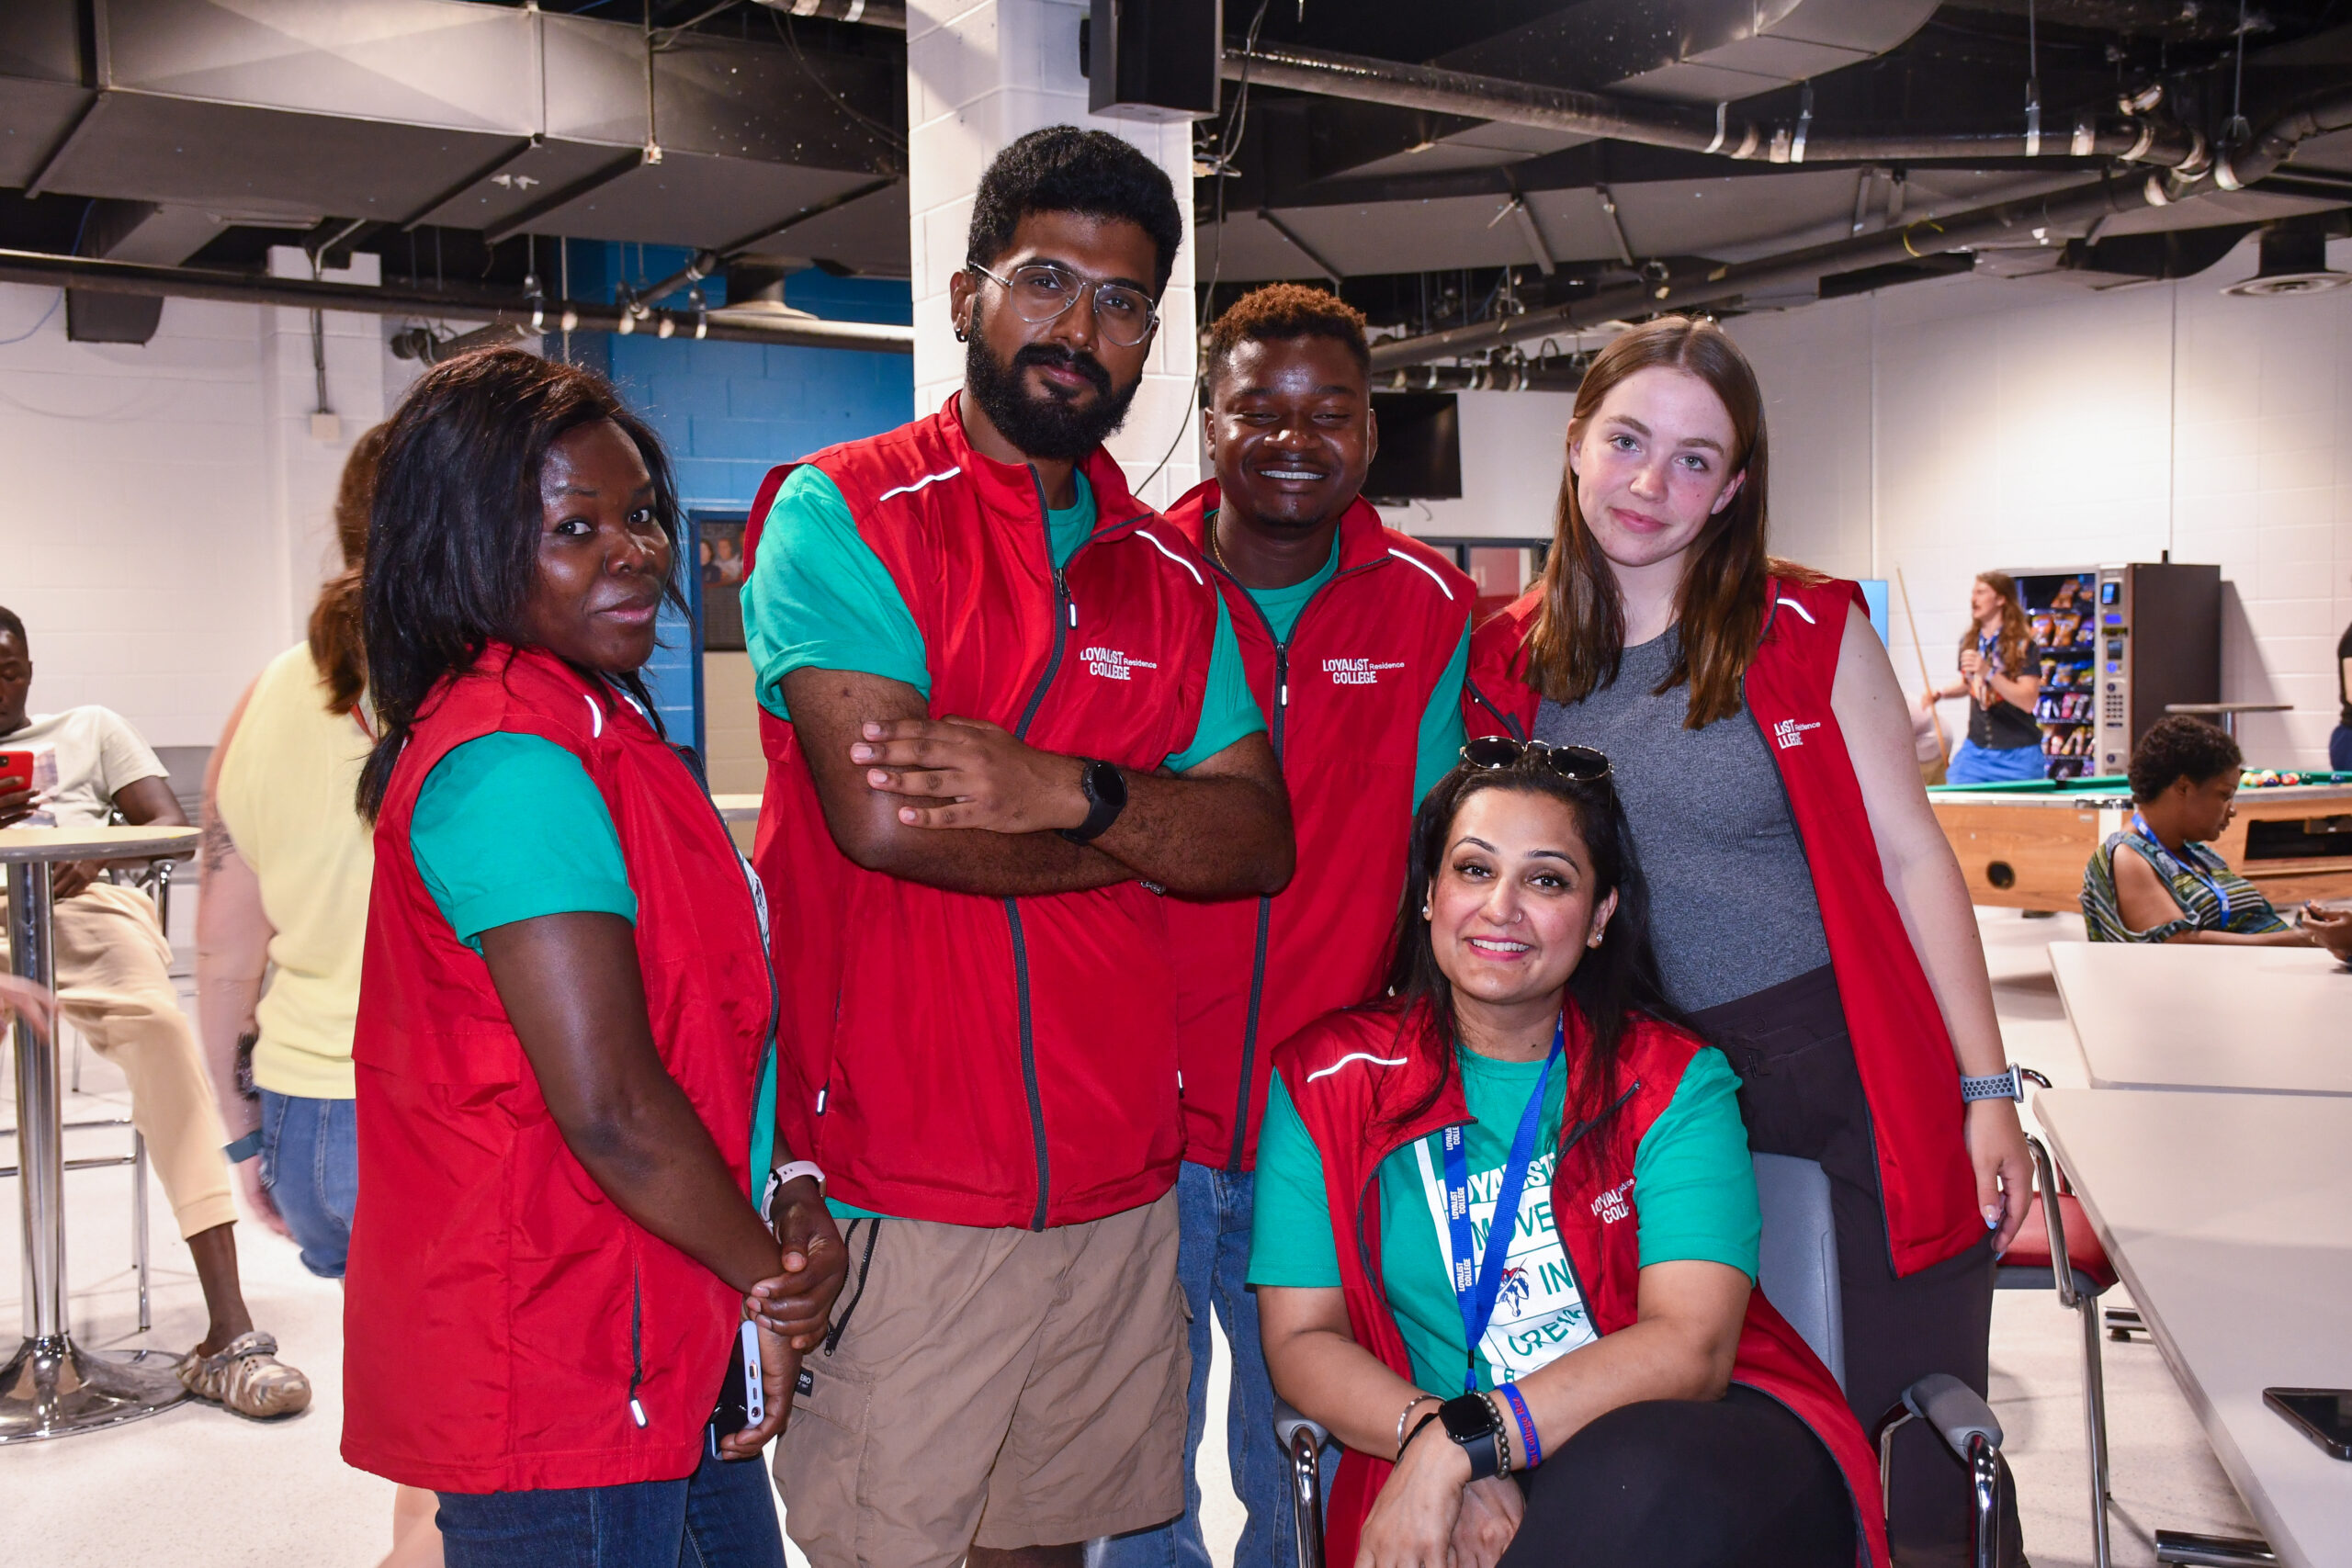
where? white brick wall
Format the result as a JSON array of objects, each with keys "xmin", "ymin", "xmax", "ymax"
[
  {"xmin": 1729, "ymin": 236, "xmax": 2352, "ymax": 767},
  {"xmin": 907, "ymin": 0, "xmax": 1201, "ymax": 508},
  {"xmin": 0, "ymin": 252, "xmax": 388, "ymax": 747}
]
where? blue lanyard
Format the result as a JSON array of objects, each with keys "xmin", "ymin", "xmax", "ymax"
[
  {"xmin": 1442, "ymin": 1019, "xmax": 1564, "ymax": 1393},
  {"xmin": 2132, "ymin": 811, "xmax": 2231, "ymax": 922}
]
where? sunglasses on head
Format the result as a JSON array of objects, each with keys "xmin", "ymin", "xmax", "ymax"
[{"xmin": 1458, "ymin": 736, "xmax": 1613, "ymax": 784}]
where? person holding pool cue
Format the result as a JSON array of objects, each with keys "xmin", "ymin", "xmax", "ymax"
[
  {"xmin": 1921, "ymin": 572, "xmax": 2044, "ymax": 786},
  {"xmin": 1464, "ymin": 316, "xmax": 2031, "ymax": 1566},
  {"xmin": 344, "ymin": 350, "xmax": 843, "ymax": 1564}
]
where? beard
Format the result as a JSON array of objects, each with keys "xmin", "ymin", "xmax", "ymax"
[{"xmin": 963, "ymin": 305, "xmax": 1143, "ymax": 463}]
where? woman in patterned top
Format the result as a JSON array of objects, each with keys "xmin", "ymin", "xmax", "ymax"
[{"xmin": 2083, "ymin": 714, "xmax": 2352, "ymax": 955}]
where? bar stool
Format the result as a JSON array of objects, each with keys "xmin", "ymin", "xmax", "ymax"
[{"xmin": 3, "ymin": 1018, "xmax": 153, "ymax": 1334}]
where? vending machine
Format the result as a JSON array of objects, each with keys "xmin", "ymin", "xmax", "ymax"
[{"xmin": 1996, "ymin": 562, "xmax": 2221, "ymax": 779}]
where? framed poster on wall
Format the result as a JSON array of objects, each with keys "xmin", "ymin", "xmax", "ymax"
[{"xmin": 695, "ymin": 514, "xmax": 749, "ymax": 653}]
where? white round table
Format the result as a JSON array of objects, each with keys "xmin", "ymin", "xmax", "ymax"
[{"xmin": 1, "ymin": 824, "xmax": 198, "ymax": 1441}]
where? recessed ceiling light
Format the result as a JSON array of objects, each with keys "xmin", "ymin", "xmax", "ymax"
[{"xmin": 2222, "ymin": 224, "xmax": 2350, "ymax": 297}]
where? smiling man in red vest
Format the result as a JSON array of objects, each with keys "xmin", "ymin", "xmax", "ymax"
[
  {"xmin": 1091, "ymin": 287, "xmax": 1475, "ymax": 1568},
  {"xmin": 740, "ymin": 128, "xmax": 1294, "ymax": 1568}
]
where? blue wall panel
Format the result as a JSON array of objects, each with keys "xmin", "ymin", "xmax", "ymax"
[{"xmin": 556, "ymin": 242, "xmax": 915, "ymax": 756}]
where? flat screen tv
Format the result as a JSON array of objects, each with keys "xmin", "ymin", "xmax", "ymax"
[{"xmin": 1363, "ymin": 392, "xmax": 1463, "ymax": 505}]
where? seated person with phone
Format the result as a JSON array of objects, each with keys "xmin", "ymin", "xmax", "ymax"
[{"xmin": 0, "ymin": 604, "xmax": 311, "ymax": 1418}]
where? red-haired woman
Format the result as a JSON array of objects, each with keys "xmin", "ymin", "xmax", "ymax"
[
  {"xmin": 1922, "ymin": 572, "xmax": 2044, "ymax": 785},
  {"xmin": 1464, "ymin": 316, "xmax": 2031, "ymax": 1563}
]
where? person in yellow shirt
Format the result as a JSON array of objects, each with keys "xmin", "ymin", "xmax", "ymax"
[{"xmin": 197, "ymin": 425, "xmax": 438, "ymax": 1568}]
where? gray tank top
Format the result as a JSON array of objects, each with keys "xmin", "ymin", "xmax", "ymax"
[{"xmin": 1532, "ymin": 626, "xmax": 1831, "ymax": 1012}]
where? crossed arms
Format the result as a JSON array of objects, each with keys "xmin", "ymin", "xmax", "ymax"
[{"xmin": 780, "ymin": 666, "xmax": 1294, "ymax": 899}]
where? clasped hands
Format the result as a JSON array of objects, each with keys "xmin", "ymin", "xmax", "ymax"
[
  {"xmin": 851, "ymin": 717, "xmax": 1091, "ymax": 835},
  {"xmin": 718, "ymin": 1179, "xmax": 847, "ymax": 1460},
  {"xmin": 1357, "ymin": 1410, "xmax": 1525, "ymax": 1568}
]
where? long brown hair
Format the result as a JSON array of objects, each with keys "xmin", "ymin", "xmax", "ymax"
[
  {"xmin": 1961, "ymin": 570, "xmax": 2035, "ymax": 680},
  {"xmin": 1520, "ymin": 316, "xmax": 1817, "ymax": 729},
  {"xmin": 307, "ymin": 422, "xmax": 389, "ymax": 718}
]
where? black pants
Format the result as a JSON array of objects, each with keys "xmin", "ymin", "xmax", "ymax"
[
  {"xmin": 1495, "ymin": 1386, "xmax": 1854, "ymax": 1568},
  {"xmin": 1694, "ymin": 965, "xmax": 2022, "ymax": 1568}
]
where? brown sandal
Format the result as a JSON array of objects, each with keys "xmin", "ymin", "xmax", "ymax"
[{"xmin": 180, "ymin": 1329, "xmax": 312, "ymax": 1419}]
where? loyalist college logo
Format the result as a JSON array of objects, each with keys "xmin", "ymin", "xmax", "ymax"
[
  {"xmin": 1324, "ymin": 656, "xmax": 1406, "ymax": 687},
  {"xmin": 1772, "ymin": 717, "xmax": 1822, "ymax": 750},
  {"xmin": 1082, "ymin": 645, "xmax": 1157, "ymax": 682}
]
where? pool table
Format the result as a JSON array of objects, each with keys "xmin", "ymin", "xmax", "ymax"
[{"xmin": 1928, "ymin": 774, "xmax": 2352, "ymax": 911}]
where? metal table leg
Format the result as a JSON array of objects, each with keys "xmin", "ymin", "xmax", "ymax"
[{"xmin": 1, "ymin": 859, "xmax": 185, "ymax": 1442}]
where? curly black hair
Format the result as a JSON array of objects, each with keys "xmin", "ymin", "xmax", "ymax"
[
  {"xmin": 965, "ymin": 126, "xmax": 1184, "ymax": 298},
  {"xmin": 2128, "ymin": 714, "xmax": 2242, "ymax": 802},
  {"xmin": 0, "ymin": 605, "xmax": 25, "ymax": 648},
  {"xmin": 1204, "ymin": 283, "xmax": 1370, "ymax": 390}
]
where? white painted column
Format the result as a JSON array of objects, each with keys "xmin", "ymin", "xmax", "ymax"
[
  {"xmin": 261, "ymin": 245, "xmax": 390, "ymax": 647},
  {"xmin": 907, "ymin": 0, "xmax": 1201, "ymax": 507}
]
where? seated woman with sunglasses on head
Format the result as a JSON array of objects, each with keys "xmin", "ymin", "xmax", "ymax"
[{"xmin": 1249, "ymin": 739, "xmax": 1884, "ymax": 1568}]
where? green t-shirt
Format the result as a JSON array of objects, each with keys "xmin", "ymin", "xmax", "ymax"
[
  {"xmin": 743, "ymin": 466, "xmax": 1264, "ymax": 772},
  {"xmin": 1227, "ymin": 529, "xmax": 1469, "ymax": 807},
  {"xmin": 1249, "ymin": 1042, "xmax": 1758, "ymax": 1394},
  {"xmin": 411, "ymin": 734, "xmax": 636, "ymax": 950},
  {"xmin": 410, "ymin": 730, "xmax": 780, "ymax": 1179}
]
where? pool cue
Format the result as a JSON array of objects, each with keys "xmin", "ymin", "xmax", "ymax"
[{"xmin": 1894, "ymin": 567, "xmax": 1950, "ymax": 766}]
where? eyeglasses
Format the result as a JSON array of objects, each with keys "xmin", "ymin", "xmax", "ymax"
[
  {"xmin": 1458, "ymin": 736, "xmax": 1613, "ymax": 784},
  {"xmin": 967, "ymin": 262, "xmax": 1159, "ymax": 347}
]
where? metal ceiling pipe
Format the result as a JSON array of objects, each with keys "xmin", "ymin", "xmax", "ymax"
[
  {"xmin": 1219, "ymin": 41, "xmax": 2199, "ymax": 167},
  {"xmin": 0, "ymin": 249, "xmax": 915, "ymax": 355},
  {"xmin": 1364, "ymin": 86, "xmax": 2352, "ymax": 369},
  {"xmin": 749, "ymin": 0, "xmax": 909, "ymax": 28}
]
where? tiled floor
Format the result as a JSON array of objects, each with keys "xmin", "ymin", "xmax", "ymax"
[{"xmin": 0, "ymin": 913, "xmax": 2265, "ymax": 1565}]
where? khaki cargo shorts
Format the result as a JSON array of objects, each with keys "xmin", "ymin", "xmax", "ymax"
[{"xmin": 774, "ymin": 1188, "xmax": 1188, "ymax": 1567}]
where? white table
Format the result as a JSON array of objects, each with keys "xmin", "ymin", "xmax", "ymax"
[
  {"xmin": 2037, "ymin": 1089, "xmax": 2352, "ymax": 1567},
  {"xmin": 1, "ymin": 824, "xmax": 198, "ymax": 1441},
  {"xmin": 2049, "ymin": 942, "xmax": 2352, "ymax": 1096}
]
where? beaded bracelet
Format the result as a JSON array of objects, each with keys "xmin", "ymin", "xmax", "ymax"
[{"xmin": 1483, "ymin": 1391, "xmax": 1513, "ymax": 1473}]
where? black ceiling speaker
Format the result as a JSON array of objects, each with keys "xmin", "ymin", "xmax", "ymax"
[{"xmin": 1086, "ymin": 0, "xmax": 1222, "ymax": 122}]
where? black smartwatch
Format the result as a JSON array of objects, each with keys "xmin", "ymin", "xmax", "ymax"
[
  {"xmin": 1438, "ymin": 1392, "xmax": 1506, "ymax": 1481},
  {"xmin": 1058, "ymin": 758, "xmax": 1128, "ymax": 844}
]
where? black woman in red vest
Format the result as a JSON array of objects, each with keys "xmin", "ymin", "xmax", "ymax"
[
  {"xmin": 346, "ymin": 351, "xmax": 842, "ymax": 1564},
  {"xmin": 1464, "ymin": 317, "xmax": 2032, "ymax": 1564},
  {"xmin": 1253, "ymin": 748, "xmax": 1885, "ymax": 1567}
]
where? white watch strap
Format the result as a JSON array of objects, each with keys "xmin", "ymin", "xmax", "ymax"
[{"xmin": 763, "ymin": 1160, "xmax": 826, "ymax": 1229}]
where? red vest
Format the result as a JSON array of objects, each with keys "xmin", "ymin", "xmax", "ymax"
[
  {"xmin": 1161, "ymin": 483, "xmax": 1472, "ymax": 1169},
  {"xmin": 1276, "ymin": 1005, "xmax": 1890, "ymax": 1568},
  {"xmin": 742, "ymin": 396, "xmax": 1223, "ymax": 1229},
  {"xmin": 344, "ymin": 646, "xmax": 770, "ymax": 1493},
  {"xmin": 1464, "ymin": 577, "xmax": 1981, "ymax": 1276}
]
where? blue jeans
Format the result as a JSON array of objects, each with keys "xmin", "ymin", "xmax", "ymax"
[
  {"xmin": 1945, "ymin": 739, "xmax": 2046, "ymax": 785},
  {"xmin": 437, "ymin": 1431, "xmax": 786, "ymax": 1568},
  {"xmin": 257, "ymin": 1088, "xmax": 358, "ymax": 1280},
  {"xmin": 1091, "ymin": 1161, "xmax": 1317, "ymax": 1568}
]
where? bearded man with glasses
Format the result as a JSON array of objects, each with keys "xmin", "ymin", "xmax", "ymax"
[{"xmin": 740, "ymin": 127, "xmax": 1294, "ymax": 1568}]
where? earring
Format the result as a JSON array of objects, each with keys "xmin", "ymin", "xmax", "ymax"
[
  {"xmin": 953, "ymin": 322, "xmax": 970, "ymax": 343},
  {"xmin": 1420, "ymin": 905, "xmax": 1431, "ymax": 919}
]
